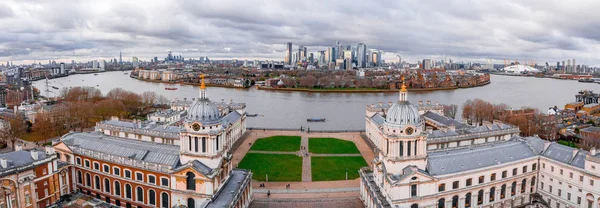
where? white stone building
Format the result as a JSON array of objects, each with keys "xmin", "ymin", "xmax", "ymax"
[{"xmin": 360, "ymin": 82, "xmax": 600, "ymax": 208}]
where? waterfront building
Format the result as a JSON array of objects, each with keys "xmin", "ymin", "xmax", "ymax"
[
  {"xmin": 53, "ymin": 75, "xmax": 252, "ymax": 208},
  {"xmin": 0, "ymin": 146, "xmax": 72, "ymax": 208},
  {"xmin": 360, "ymin": 80, "xmax": 600, "ymax": 208},
  {"xmin": 358, "ymin": 43, "xmax": 367, "ymax": 68}
]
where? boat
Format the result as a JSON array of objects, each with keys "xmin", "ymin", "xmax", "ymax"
[
  {"xmin": 124, "ymin": 72, "xmax": 128, "ymax": 75},
  {"xmin": 51, "ymin": 86, "xmax": 59, "ymax": 90},
  {"xmin": 307, "ymin": 118, "xmax": 326, "ymax": 122},
  {"xmin": 578, "ymin": 78, "xmax": 594, "ymax": 83},
  {"xmin": 247, "ymin": 113, "xmax": 258, "ymax": 117},
  {"xmin": 165, "ymin": 87, "xmax": 178, "ymax": 90},
  {"xmin": 94, "ymin": 74, "xmax": 98, "ymax": 76}
]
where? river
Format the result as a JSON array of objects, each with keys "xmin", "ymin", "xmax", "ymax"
[{"xmin": 32, "ymin": 71, "xmax": 599, "ymax": 130}]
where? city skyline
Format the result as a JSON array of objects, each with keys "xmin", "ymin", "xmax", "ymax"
[{"xmin": 2, "ymin": 0, "xmax": 600, "ymax": 66}]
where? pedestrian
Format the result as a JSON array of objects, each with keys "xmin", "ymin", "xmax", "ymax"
[{"xmin": 267, "ymin": 190, "xmax": 271, "ymax": 198}]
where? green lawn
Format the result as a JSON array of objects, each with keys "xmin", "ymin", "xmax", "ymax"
[
  {"xmin": 311, "ymin": 156, "xmax": 368, "ymax": 181},
  {"xmin": 237, "ymin": 153, "xmax": 302, "ymax": 182},
  {"xmin": 250, "ymin": 136, "xmax": 301, "ymax": 152},
  {"xmin": 309, "ymin": 137, "xmax": 360, "ymax": 154},
  {"xmin": 557, "ymin": 140, "xmax": 577, "ymax": 148}
]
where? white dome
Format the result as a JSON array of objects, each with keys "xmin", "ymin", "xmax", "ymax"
[
  {"xmin": 187, "ymin": 98, "xmax": 221, "ymax": 122},
  {"xmin": 385, "ymin": 101, "xmax": 421, "ymax": 126},
  {"xmin": 502, "ymin": 65, "xmax": 541, "ymax": 73}
]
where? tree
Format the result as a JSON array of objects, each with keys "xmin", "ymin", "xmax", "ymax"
[
  {"xmin": 0, "ymin": 114, "xmax": 27, "ymax": 150},
  {"xmin": 299, "ymin": 76, "xmax": 317, "ymax": 88},
  {"xmin": 443, "ymin": 104, "xmax": 458, "ymax": 119},
  {"xmin": 93, "ymin": 99, "xmax": 126, "ymax": 120}
]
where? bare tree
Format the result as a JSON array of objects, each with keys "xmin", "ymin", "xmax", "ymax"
[
  {"xmin": 0, "ymin": 114, "xmax": 27, "ymax": 150},
  {"xmin": 443, "ymin": 104, "xmax": 458, "ymax": 119}
]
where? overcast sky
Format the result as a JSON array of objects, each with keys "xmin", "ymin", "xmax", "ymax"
[{"xmin": 1, "ymin": 0, "xmax": 600, "ymax": 65}]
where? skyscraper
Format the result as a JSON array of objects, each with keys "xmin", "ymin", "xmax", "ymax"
[
  {"xmin": 298, "ymin": 46, "xmax": 303, "ymax": 62},
  {"xmin": 119, "ymin": 51, "xmax": 122, "ymax": 65},
  {"xmin": 285, "ymin": 42, "xmax": 292, "ymax": 65},
  {"xmin": 357, "ymin": 43, "xmax": 367, "ymax": 68}
]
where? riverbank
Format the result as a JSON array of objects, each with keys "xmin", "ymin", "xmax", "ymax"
[{"xmin": 130, "ymin": 75, "xmax": 491, "ymax": 93}]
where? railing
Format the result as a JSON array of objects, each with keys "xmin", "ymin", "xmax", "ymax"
[
  {"xmin": 247, "ymin": 127, "xmax": 364, "ymax": 133},
  {"xmin": 95, "ymin": 123, "xmax": 179, "ymax": 139},
  {"xmin": 428, "ymin": 128, "xmax": 520, "ymax": 144}
]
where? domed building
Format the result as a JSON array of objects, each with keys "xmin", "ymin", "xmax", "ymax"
[
  {"xmin": 53, "ymin": 75, "xmax": 252, "ymax": 208},
  {"xmin": 361, "ymin": 79, "xmax": 600, "ymax": 208},
  {"xmin": 502, "ymin": 64, "xmax": 541, "ymax": 73}
]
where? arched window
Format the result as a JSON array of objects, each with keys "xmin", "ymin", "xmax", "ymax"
[
  {"xmin": 511, "ymin": 181, "xmax": 516, "ymax": 196},
  {"xmin": 451, "ymin": 195, "xmax": 458, "ymax": 208},
  {"xmin": 202, "ymin": 137, "xmax": 206, "ymax": 152},
  {"xmin": 95, "ymin": 176, "xmax": 101, "ymax": 190},
  {"xmin": 500, "ymin": 184, "xmax": 506, "ymax": 199},
  {"xmin": 477, "ymin": 190, "xmax": 484, "ymax": 205},
  {"xmin": 115, "ymin": 181, "xmax": 121, "ymax": 196},
  {"xmin": 530, "ymin": 176, "xmax": 536, "ymax": 193},
  {"xmin": 161, "ymin": 193, "xmax": 169, "ymax": 208},
  {"xmin": 438, "ymin": 198, "xmax": 445, "ymax": 208},
  {"xmin": 136, "ymin": 187, "xmax": 144, "ymax": 202},
  {"xmin": 194, "ymin": 137, "xmax": 198, "ymax": 152},
  {"xmin": 149, "ymin": 190, "xmax": 156, "ymax": 205},
  {"xmin": 85, "ymin": 173, "xmax": 91, "ymax": 187},
  {"xmin": 104, "ymin": 178, "xmax": 111, "ymax": 193},
  {"xmin": 410, "ymin": 204, "xmax": 418, "ymax": 208},
  {"xmin": 187, "ymin": 198, "xmax": 195, "ymax": 208},
  {"xmin": 186, "ymin": 172, "xmax": 196, "ymax": 190},
  {"xmin": 125, "ymin": 184, "xmax": 132, "ymax": 199},
  {"xmin": 489, "ymin": 187, "xmax": 496, "ymax": 202},
  {"xmin": 521, "ymin": 179, "xmax": 527, "ymax": 193},
  {"xmin": 465, "ymin": 193, "xmax": 472, "ymax": 208},
  {"xmin": 77, "ymin": 171, "xmax": 82, "ymax": 184}
]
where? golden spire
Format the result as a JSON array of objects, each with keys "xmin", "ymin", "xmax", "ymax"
[
  {"xmin": 200, "ymin": 74, "xmax": 206, "ymax": 89},
  {"xmin": 401, "ymin": 76, "xmax": 407, "ymax": 92}
]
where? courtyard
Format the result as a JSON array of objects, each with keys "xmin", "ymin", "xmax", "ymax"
[{"xmin": 237, "ymin": 135, "xmax": 368, "ymax": 182}]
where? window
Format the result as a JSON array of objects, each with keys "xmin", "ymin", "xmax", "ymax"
[
  {"xmin": 502, "ymin": 171, "xmax": 507, "ymax": 178},
  {"xmin": 577, "ymin": 197, "xmax": 581, "ymax": 204},
  {"xmin": 491, "ymin": 173, "xmax": 496, "ymax": 181},
  {"xmin": 136, "ymin": 172, "xmax": 143, "ymax": 181},
  {"xmin": 478, "ymin": 176, "xmax": 484, "ymax": 184},
  {"xmin": 161, "ymin": 178, "xmax": 169, "ymax": 187},
  {"xmin": 162, "ymin": 193, "xmax": 169, "ymax": 208},
  {"xmin": 580, "ymin": 175, "xmax": 584, "ymax": 182},
  {"xmin": 103, "ymin": 165, "xmax": 110, "ymax": 173},
  {"xmin": 77, "ymin": 171, "xmax": 83, "ymax": 184},
  {"xmin": 410, "ymin": 184, "xmax": 417, "ymax": 197},
  {"xmin": 113, "ymin": 167, "xmax": 120, "ymax": 176},
  {"xmin": 104, "ymin": 178, "xmax": 111, "ymax": 193},
  {"xmin": 125, "ymin": 184, "xmax": 132, "ymax": 199},
  {"xmin": 438, "ymin": 198, "xmax": 445, "ymax": 208},
  {"xmin": 451, "ymin": 195, "xmax": 458, "ymax": 208},
  {"xmin": 186, "ymin": 172, "xmax": 196, "ymax": 190},
  {"xmin": 541, "ymin": 182, "xmax": 544, "ymax": 189},
  {"xmin": 86, "ymin": 173, "xmax": 91, "ymax": 187},
  {"xmin": 500, "ymin": 184, "xmax": 506, "ymax": 199},
  {"xmin": 489, "ymin": 187, "xmax": 495, "ymax": 202},
  {"xmin": 76, "ymin": 158, "xmax": 81, "ymax": 165},
  {"xmin": 558, "ymin": 189, "xmax": 561, "ymax": 197},
  {"xmin": 95, "ymin": 176, "xmax": 101, "ymax": 190},
  {"xmin": 511, "ymin": 182, "xmax": 516, "ymax": 196},
  {"xmin": 560, "ymin": 169, "xmax": 563, "ymax": 175},
  {"xmin": 590, "ymin": 180, "xmax": 594, "ymax": 186},
  {"xmin": 136, "ymin": 187, "xmax": 144, "ymax": 202},
  {"xmin": 452, "ymin": 181, "xmax": 459, "ymax": 189},
  {"xmin": 466, "ymin": 178, "xmax": 472, "ymax": 186},
  {"xmin": 568, "ymin": 193, "xmax": 571, "ymax": 200},
  {"xmin": 512, "ymin": 168, "xmax": 517, "ymax": 176},
  {"xmin": 551, "ymin": 166, "xmax": 554, "ymax": 172},
  {"xmin": 521, "ymin": 179, "xmax": 526, "ymax": 193},
  {"xmin": 149, "ymin": 190, "xmax": 156, "ymax": 205},
  {"xmin": 115, "ymin": 181, "xmax": 121, "ymax": 196},
  {"xmin": 532, "ymin": 163, "xmax": 537, "ymax": 171},
  {"xmin": 549, "ymin": 185, "xmax": 553, "ymax": 193},
  {"xmin": 125, "ymin": 170, "xmax": 131, "ymax": 179},
  {"xmin": 570, "ymin": 172, "xmax": 573, "ymax": 178},
  {"xmin": 465, "ymin": 193, "xmax": 472, "ymax": 208},
  {"xmin": 522, "ymin": 166, "xmax": 527, "ymax": 173},
  {"xmin": 438, "ymin": 183, "xmax": 445, "ymax": 192},
  {"xmin": 93, "ymin": 162, "xmax": 100, "ymax": 170},
  {"xmin": 477, "ymin": 190, "xmax": 484, "ymax": 205},
  {"xmin": 542, "ymin": 163, "xmax": 545, "ymax": 169},
  {"xmin": 85, "ymin": 160, "xmax": 90, "ymax": 168},
  {"xmin": 148, "ymin": 175, "xmax": 156, "ymax": 185}
]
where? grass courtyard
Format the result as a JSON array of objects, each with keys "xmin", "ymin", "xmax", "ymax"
[
  {"xmin": 250, "ymin": 135, "xmax": 301, "ymax": 152},
  {"xmin": 311, "ymin": 156, "xmax": 368, "ymax": 181},
  {"xmin": 309, "ymin": 137, "xmax": 361, "ymax": 154},
  {"xmin": 237, "ymin": 153, "xmax": 303, "ymax": 181}
]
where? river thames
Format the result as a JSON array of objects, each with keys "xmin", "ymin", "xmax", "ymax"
[{"xmin": 33, "ymin": 72, "xmax": 599, "ymax": 130}]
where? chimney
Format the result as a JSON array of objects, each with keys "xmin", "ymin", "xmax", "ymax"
[
  {"xmin": 378, "ymin": 102, "xmax": 383, "ymax": 107},
  {"xmin": 418, "ymin": 101, "xmax": 423, "ymax": 106},
  {"xmin": 426, "ymin": 126, "xmax": 433, "ymax": 134},
  {"xmin": 14, "ymin": 144, "xmax": 22, "ymax": 151},
  {"xmin": 448, "ymin": 125, "xmax": 455, "ymax": 132},
  {"xmin": 0, "ymin": 159, "xmax": 7, "ymax": 168},
  {"xmin": 388, "ymin": 102, "xmax": 392, "ymax": 107},
  {"xmin": 591, "ymin": 148, "xmax": 597, "ymax": 156},
  {"xmin": 45, "ymin": 146, "xmax": 55, "ymax": 155},
  {"xmin": 111, "ymin": 116, "xmax": 119, "ymax": 121},
  {"xmin": 30, "ymin": 151, "xmax": 38, "ymax": 160},
  {"xmin": 427, "ymin": 100, "xmax": 431, "ymax": 105}
]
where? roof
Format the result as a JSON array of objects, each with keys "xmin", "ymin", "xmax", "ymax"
[
  {"xmin": 61, "ymin": 132, "xmax": 180, "ymax": 168},
  {"xmin": 422, "ymin": 111, "xmax": 468, "ymax": 129},
  {"xmin": 427, "ymin": 139, "xmax": 537, "ymax": 176},
  {"xmin": 370, "ymin": 114, "xmax": 385, "ymax": 126},
  {"xmin": 581, "ymin": 126, "xmax": 600, "ymax": 133},
  {"xmin": 206, "ymin": 169, "xmax": 251, "ymax": 208},
  {"xmin": 221, "ymin": 111, "xmax": 241, "ymax": 127},
  {"xmin": 0, "ymin": 150, "xmax": 48, "ymax": 173},
  {"xmin": 191, "ymin": 160, "xmax": 213, "ymax": 176}
]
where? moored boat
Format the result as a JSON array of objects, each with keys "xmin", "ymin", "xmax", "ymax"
[
  {"xmin": 307, "ymin": 118, "xmax": 326, "ymax": 122},
  {"xmin": 165, "ymin": 87, "xmax": 178, "ymax": 90}
]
